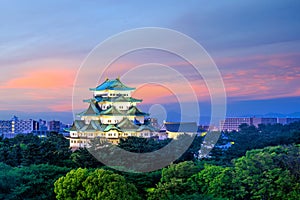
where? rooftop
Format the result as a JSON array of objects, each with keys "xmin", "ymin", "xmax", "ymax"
[{"xmin": 90, "ymin": 78, "xmax": 135, "ymax": 91}]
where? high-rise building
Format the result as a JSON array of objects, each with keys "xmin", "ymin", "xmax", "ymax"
[
  {"xmin": 220, "ymin": 117, "xmax": 300, "ymax": 131},
  {"xmin": 48, "ymin": 120, "xmax": 60, "ymax": 132},
  {"xmin": 68, "ymin": 78, "xmax": 157, "ymax": 149},
  {"xmin": 220, "ymin": 117, "xmax": 252, "ymax": 131},
  {"xmin": 0, "ymin": 116, "xmax": 38, "ymax": 137},
  {"xmin": 0, "ymin": 120, "xmax": 11, "ymax": 134},
  {"xmin": 286, "ymin": 118, "xmax": 300, "ymax": 124},
  {"xmin": 252, "ymin": 117, "xmax": 277, "ymax": 127}
]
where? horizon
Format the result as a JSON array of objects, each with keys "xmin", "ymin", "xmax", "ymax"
[{"xmin": 1, "ymin": 1, "xmax": 300, "ymax": 123}]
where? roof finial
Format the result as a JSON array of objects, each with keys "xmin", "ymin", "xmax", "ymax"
[{"xmin": 117, "ymin": 76, "xmax": 120, "ymax": 80}]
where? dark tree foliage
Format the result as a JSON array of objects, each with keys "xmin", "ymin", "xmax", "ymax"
[
  {"xmin": 190, "ymin": 145, "xmax": 300, "ymax": 200},
  {"xmin": 118, "ymin": 135, "xmax": 204, "ymax": 163},
  {"xmin": 71, "ymin": 147, "xmax": 104, "ymax": 168},
  {"xmin": 0, "ymin": 132, "xmax": 72, "ymax": 167},
  {"xmin": 118, "ymin": 136, "xmax": 172, "ymax": 153},
  {"xmin": 0, "ymin": 163, "xmax": 70, "ymax": 200},
  {"xmin": 208, "ymin": 121, "xmax": 300, "ymax": 165}
]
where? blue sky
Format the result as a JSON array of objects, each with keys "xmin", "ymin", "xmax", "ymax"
[{"xmin": 0, "ymin": 0, "xmax": 300, "ymax": 123}]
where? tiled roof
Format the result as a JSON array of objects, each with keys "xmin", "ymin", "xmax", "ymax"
[
  {"xmin": 77, "ymin": 102, "xmax": 102, "ymax": 116},
  {"xmin": 83, "ymin": 96, "xmax": 142, "ymax": 103},
  {"xmin": 127, "ymin": 106, "xmax": 149, "ymax": 116},
  {"xmin": 104, "ymin": 124, "xmax": 121, "ymax": 132},
  {"xmin": 117, "ymin": 118, "xmax": 139, "ymax": 131},
  {"xmin": 69, "ymin": 120, "xmax": 85, "ymax": 131},
  {"xmin": 82, "ymin": 122, "xmax": 98, "ymax": 132},
  {"xmin": 137, "ymin": 124, "xmax": 155, "ymax": 132},
  {"xmin": 100, "ymin": 106, "xmax": 124, "ymax": 116},
  {"xmin": 90, "ymin": 78, "xmax": 135, "ymax": 91}
]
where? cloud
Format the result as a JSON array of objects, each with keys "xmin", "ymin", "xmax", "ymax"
[{"xmin": 1, "ymin": 68, "xmax": 75, "ymax": 89}]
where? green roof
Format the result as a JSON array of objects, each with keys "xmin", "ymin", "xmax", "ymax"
[
  {"xmin": 104, "ymin": 124, "xmax": 121, "ymax": 132},
  {"xmin": 90, "ymin": 78, "xmax": 135, "ymax": 91},
  {"xmin": 137, "ymin": 124, "xmax": 156, "ymax": 132},
  {"xmin": 69, "ymin": 120, "xmax": 85, "ymax": 131},
  {"xmin": 117, "ymin": 118, "xmax": 139, "ymax": 131},
  {"xmin": 82, "ymin": 122, "xmax": 97, "ymax": 132},
  {"xmin": 77, "ymin": 102, "xmax": 102, "ymax": 116},
  {"xmin": 100, "ymin": 106, "xmax": 124, "ymax": 116},
  {"xmin": 127, "ymin": 106, "xmax": 149, "ymax": 116},
  {"xmin": 83, "ymin": 96, "xmax": 142, "ymax": 103}
]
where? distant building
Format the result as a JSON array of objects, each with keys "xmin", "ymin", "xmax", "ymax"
[
  {"xmin": 164, "ymin": 122, "xmax": 198, "ymax": 139},
  {"xmin": 220, "ymin": 117, "xmax": 300, "ymax": 131},
  {"xmin": 220, "ymin": 118, "xmax": 252, "ymax": 131},
  {"xmin": 286, "ymin": 118, "xmax": 300, "ymax": 124},
  {"xmin": 0, "ymin": 120, "xmax": 11, "ymax": 134},
  {"xmin": 0, "ymin": 116, "xmax": 39, "ymax": 137},
  {"xmin": 48, "ymin": 120, "xmax": 60, "ymax": 132},
  {"xmin": 252, "ymin": 117, "xmax": 277, "ymax": 127},
  {"xmin": 38, "ymin": 119, "xmax": 48, "ymax": 130}
]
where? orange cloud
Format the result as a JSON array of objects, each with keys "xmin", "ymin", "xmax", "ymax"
[{"xmin": 1, "ymin": 69, "xmax": 76, "ymax": 89}]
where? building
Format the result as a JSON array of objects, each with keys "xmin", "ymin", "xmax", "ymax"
[
  {"xmin": 252, "ymin": 117, "xmax": 277, "ymax": 127},
  {"xmin": 220, "ymin": 117, "xmax": 252, "ymax": 131},
  {"xmin": 164, "ymin": 122, "xmax": 198, "ymax": 139},
  {"xmin": 0, "ymin": 116, "xmax": 39, "ymax": 137},
  {"xmin": 38, "ymin": 119, "xmax": 48, "ymax": 131},
  {"xmin": 68, "ymin": 78, "xmax": 157, "ymax": 149},
  {"xmin": 48, "ymin": 120, "xmax": 61, "ymax": 132},
  {"xmin": 286, "ymin": 118, "xmax": 300, "ymax": 124},
  {"xmin": 220, "ymin": 117, "xmax": 300, "ymax": 131}
]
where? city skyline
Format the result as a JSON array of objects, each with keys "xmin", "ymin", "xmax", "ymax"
[{"xmin": 1, "ymin": 1, "xmax": 300, "ymax": 123}]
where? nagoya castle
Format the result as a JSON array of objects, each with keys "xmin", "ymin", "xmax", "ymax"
[{"xmin": 69, "ymin": 77, "xmax": 156, "ymax": 149}]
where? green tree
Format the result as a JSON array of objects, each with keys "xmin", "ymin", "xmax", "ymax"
[
  {"xmin": 232, "ymin": 145, "xmax": 300, "ymax": 200},
  {"xmin": 147, "ymin": 161, "xmax": 201, "ymax": 200},
  {"xmin": 54, "ymin": 168, "xmax": 141, "ymax": 200},
  {"xmin": 189, "ymin": 165, "xmax": 234, "ymax": 198},
  {"xmin": 71, "ymin": 148, "xmax": 103, "ymax": 168},
  {"xmin": 0, "ymin": 163, "xmax": 70, "ymax": 200}
]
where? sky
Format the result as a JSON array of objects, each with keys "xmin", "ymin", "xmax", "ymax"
[{"xmin": 0, "ymin": 0, "xmax": 300, "ymax": 123}]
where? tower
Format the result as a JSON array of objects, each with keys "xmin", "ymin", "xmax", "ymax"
[{"xmin": 69, "ymin": 78, "xmax": 156, "ymax": 149}]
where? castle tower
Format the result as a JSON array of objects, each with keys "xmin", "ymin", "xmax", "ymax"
[{"xmin": 69, "ymin": 78, "xmax": 156, "ymax": 149}]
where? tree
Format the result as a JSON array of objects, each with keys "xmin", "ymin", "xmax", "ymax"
[
  {"xmin": 71, "ymin": 148, "xmax": 103, "ymax": 168},
  {"xmin": 189, "ymin": 165, "xmax": 234, "ymax": 198},
  {"xmin": 147, "ymin": 161, "xmax": 201, "ymax": 200},
  {"xmin": 0, "ymin": 163, "xmax": 70, "ymax": 200},
  {"xmin": 54, "ymin": 168, "xmax": 141, "ymax": 200},
  {"xmin": 232, "ymin": 145, "xmax": 300, "ymax": 200},
  {"xmin": 188, "ymin": 145, "xmax": 300, "ymax": 200}
]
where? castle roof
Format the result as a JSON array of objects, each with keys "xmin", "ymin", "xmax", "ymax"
[
  {"xmin": 69, "ymin": 120, "xmax": 85, "ymax": 131},
  {"xmin": 137, "ymin": 124, "xmax": 156, "ymax": 132},
  {"xmin": 77, "ymin": 101, "xmax": 102, "ymax": 116},
  {"xmin": 104, "ymin": 124, "xmax": 121, "ymax": 132},
  {"xmin": 82, "ymin": 122, "xmax": 98, "ymax": 132},
  {"xmin": 117, "ymin": 117, "xmax": 139, "ymax": 131},
  {"xmin": 83, "ymin": 96, "xmax": 142, "ymax": 103},
  {"xmin": 100, "ymin": 105, "xmax": 124, "ymax": 116},
  {"xmin": 127, "ymin": 106, "xmax": 149, "ymax": 116},
  {"xmin": 90, "ymin": 78, "xmax": 135, "ymax": 91}
]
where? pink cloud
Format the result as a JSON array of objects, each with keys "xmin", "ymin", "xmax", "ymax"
[{"xmin": 1, "ymin": 69, "xmax": 76, "ymax": 89}]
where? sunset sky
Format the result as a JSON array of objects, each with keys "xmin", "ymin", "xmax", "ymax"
[{"xmin": 1, "ymin": 0, "xmax": 300, "ymax": 123}]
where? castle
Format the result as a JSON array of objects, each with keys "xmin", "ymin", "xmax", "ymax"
[{"xmin": 69, "ymin": 78, "xmax": 157, "ymax": 149}]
